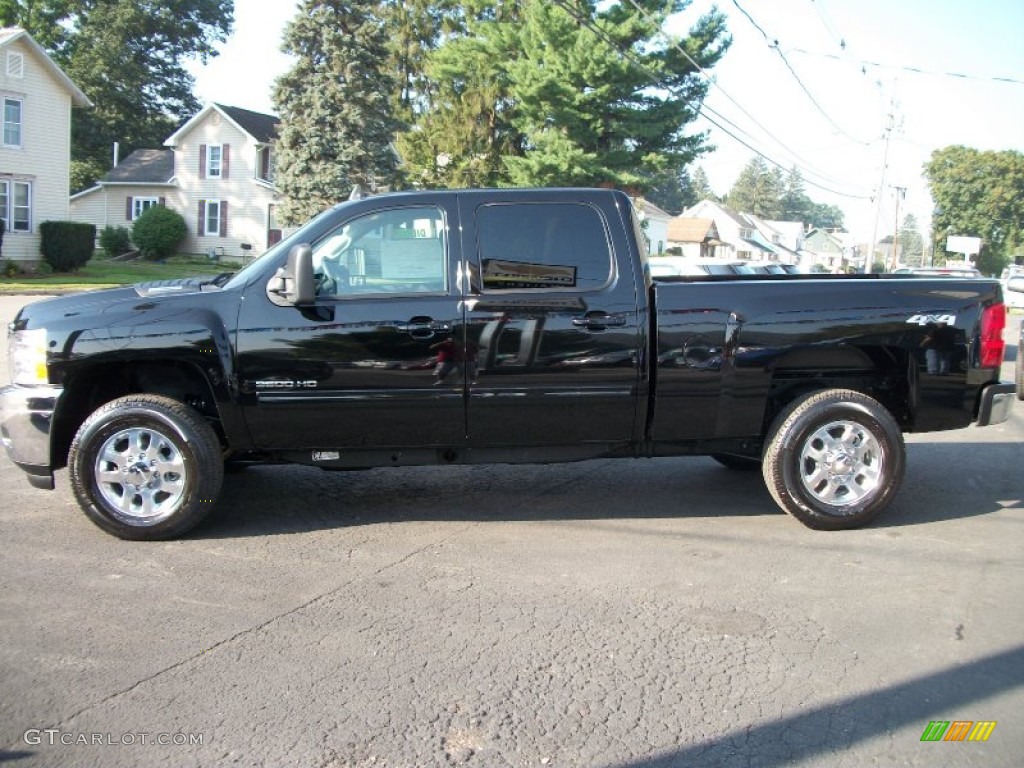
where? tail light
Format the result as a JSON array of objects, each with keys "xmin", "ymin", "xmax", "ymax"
[{"xmin": 979, "ymin": 302, "xmax": 1006, "ymax": 368}]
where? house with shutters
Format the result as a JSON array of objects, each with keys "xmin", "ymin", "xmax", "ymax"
[
  {"xmin": 71, "ymin": 103, "xmax": 280, "ymax": 259},
  {"xmin": 0, "ymin": 28, "xmax": 91, "ymax": 265}
]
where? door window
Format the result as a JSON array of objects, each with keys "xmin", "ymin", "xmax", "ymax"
[
  {"xmin": 475, "ymin": 203, "xmax": 613, "ymax": 291},
  {"xmin": 312, "ymin": 206, "xmax": 447, "ymax": 296}
]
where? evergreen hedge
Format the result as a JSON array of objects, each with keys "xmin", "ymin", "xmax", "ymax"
[{"xmin": 40, "ymin": 221, "xmax": 96, "ymax": 272}]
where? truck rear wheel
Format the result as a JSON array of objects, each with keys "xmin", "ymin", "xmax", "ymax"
[
  {"xmin": 68, "ymin": 395, "xmax": 223, "ymax": 540},
  {"xmin": 762, "ymin": 389, "xmax": 904, "ymax": 530}
]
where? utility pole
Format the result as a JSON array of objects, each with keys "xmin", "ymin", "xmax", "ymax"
[
  {"xmin": 868, "ymin": 94, "xmax": 898, "ymax": 274},
  {"xmin": 890, "ymin": 186, "xmax": 906, "ymax": 271}
]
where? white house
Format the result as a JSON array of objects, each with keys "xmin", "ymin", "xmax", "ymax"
[
  {"xmin": 632, "ymin": 197, "xmax": 671, "ymax": 255},
  {"xmin": 0, "ymin": 28, "xmax": 91, "ymax": 265},
  {"xmin": 71, "ymin": 103, "xmax": 280, "ymax": 260}
]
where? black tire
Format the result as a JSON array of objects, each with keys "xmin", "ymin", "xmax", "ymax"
[
  {"xmin": 710, "ymin": 453, "xmax": 762, "ymax": 471},
  {"xmin": 68, "ymin": 395, "xmax": 224, "ymax": 540},
  {"xmin": 762, "ymin": 389, "xmax": 905, "ymax": 530}
]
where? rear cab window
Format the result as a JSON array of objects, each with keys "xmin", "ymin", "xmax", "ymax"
[{"xmin": 474, "ymin": 202, "xmax": 614, "ymax": 292}]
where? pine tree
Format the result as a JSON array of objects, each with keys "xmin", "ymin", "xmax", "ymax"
[
  {"xmin": 689, "ymin": 166, "xmax": 717, "ymax": 205},
  {"xmin": 395, "ymin": 1, "xmax": 525, "ymax": 188},
  {"xmin": 728, "ymin": 157, "xmax": 782, "ymax": 219},
  {"xmin": 504, "ymin": 0, "xmax": 729, "ymax": 188},
  {"xmin": 379, "ymin": 0, "xmax": 461, "ymax": 122},
  {"xmin": 779, "ymin": 167, "xmax": 812, "ymax": 223},
  {"xmin": 899, "ymin": 213, "xmax": 924, "ymax": 266},
  {"xmin": 273, "ymin": 0, "xmax": 403, "ymax": 225}
]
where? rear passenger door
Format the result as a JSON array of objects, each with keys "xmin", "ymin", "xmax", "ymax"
[{"xmin": 458, "ymin": 191, "xmax": 644, "ymax": 450}]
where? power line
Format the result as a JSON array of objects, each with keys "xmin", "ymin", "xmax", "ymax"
[
  {"xmin": 547, "ymin": 0, "xmax": 871, "ymax": 200},
  {"xmin": 790, "ymin": 48, "xmax": 1024, "ymax": 86},
  {"xmin": 730, "ymin": 0, "xmax": 871, "ymax": 146},
  {"xmin": 618, "ymin": 0, "xmax": 862, "ymax": 191}
]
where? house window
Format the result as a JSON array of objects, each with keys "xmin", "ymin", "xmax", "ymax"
[
  {"xmin": 257, "ymin": 146, "xmax": 274, "ymax": 182},
  {"xmin": 204, "ymin": 199, "xmax": 222, "ymax": 235},
  {"xmin": 207, "ymin": 145, "xmax": 222, "ymax": 178},
  {"xmin": 132, "ymin": 197, "xmax": 159, "ymax": 220},
  {"xmin": 739, "ymin": 227, "xmax": 753, "ymax": 239},
  {"xmin": 3, "ymin": 97, "xmax": 22, "ymax": 148},
  {"xmin": 0, "ymin": 179, "xmax": 32, "ymax": 232}
]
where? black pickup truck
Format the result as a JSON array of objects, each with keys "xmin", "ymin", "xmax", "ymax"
[{"xmin": 1, "ymin": 188, "xmax": 1015, "ymax": 538}]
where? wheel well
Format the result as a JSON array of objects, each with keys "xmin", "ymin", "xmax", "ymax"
[
  {"xmin": 51, "ymin": 361, "xmax": 223, "ymax": 470},
  {"xmin": 762, "ymin": 345, "xmax": 912, "ymax": 436}
]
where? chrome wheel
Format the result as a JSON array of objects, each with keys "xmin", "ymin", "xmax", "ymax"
[
  {"xmin": 94, "ymin": 426, "xmax": 187, "ymax": 524},
  {"xmin": 798, "ymin": 419, "xmax": 883, "ymax": 509},
  {"xmin": 763, "ymin": 389, "xmax": 905, "ymax": 530}
]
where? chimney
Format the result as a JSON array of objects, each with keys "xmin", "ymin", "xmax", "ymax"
[{"xmin": 113, "ymin": 141, "xmax": 120, "ymax": 167}]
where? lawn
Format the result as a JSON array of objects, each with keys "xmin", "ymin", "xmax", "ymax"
[{"xmin": 0, "ymin": 256, "xmax": 240, "ymax": 293}]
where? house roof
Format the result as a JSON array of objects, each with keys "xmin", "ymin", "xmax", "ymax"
[
  {"xmin": 634, "ymin": 197, "xmax": 672, "ymax": 220},
  {"xmin": 217, "ymin": 104, "xmax": 279, "ymax": 143},
  {"xmin": 102, "ymin": 149, "xmax": 175, "ymax": 184},
  {"xmin": 0, "ymin": 27, "xmax": 91, "ymax": 107},
  {"xmin": 667, "ymin": 217, "xmax": 720, "ymax": 243},
  {"xmin": 164, "ymin": 102, "xmax": 280, "ymax": 147},
  {"xmin": 683, "ymin": 199, "xmax": 748, "ymax": 229}
]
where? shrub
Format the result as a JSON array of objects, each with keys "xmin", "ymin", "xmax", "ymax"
[
  {"xmin": 99, "ymin": 225, "xmax": 133, "ymax": 257},
  {"xmin": 39, "ymin": 221, "xmax": 96, "ymax": 272},
  {"xmin": 132, "ymin": 205, "xmax": 186, "ymax": 260},
  {"xmin": 3, "ymin": 258, "xmax": 18, "ymax": 277}
]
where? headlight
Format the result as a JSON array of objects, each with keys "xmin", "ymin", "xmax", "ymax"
[{"xmin": 8, "ymin": 328, "xmax": 48, "ymax": 385}]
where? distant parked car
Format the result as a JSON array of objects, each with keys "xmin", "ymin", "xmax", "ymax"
[
  {"xmin": 1005, "ymin": 274, "xmax": 1024, "ymax": 312},
  {"xmin": 648, "ymin": 257, "xmax": 756, "ymax": 277},
  {"xmin": 909, "ymin": 266, "xmax": 982, "ymax": 278}
]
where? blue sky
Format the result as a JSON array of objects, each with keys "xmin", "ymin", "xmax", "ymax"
[{"xmin": 187, "ymin": 0, "xmax": 1024, "ymax": 241}]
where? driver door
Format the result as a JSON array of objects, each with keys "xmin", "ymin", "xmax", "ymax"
[{"xmin": 235, "ymin": 199, "xmax": 467, "ymax": 450}]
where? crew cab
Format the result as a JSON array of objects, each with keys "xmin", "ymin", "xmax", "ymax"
[{"xmin": 1, "ymin": 188, "xmax": 1015, "ymax": 538}]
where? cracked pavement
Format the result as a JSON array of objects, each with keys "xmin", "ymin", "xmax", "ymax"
[{"xmin": 0, "ymin": 296, "xmax": 1022, "ymax": 767}]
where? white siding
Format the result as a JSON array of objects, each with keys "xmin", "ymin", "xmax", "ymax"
[
  {"xmin": 70, "ymin": 185, "xmax": 176, "ymax": 242},
  {"xmin": 172, "ymin": 110, "xmax": 277, "ymax": 259},
  {"xmin": 0, "ymin": 37, "xmax": 73, "ymax": 262}
]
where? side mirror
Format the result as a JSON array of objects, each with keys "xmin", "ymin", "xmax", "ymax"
[
  {"xmin": 267, "ymin": 244, "xmax": 315, "ymax": 306},
  {"xmin": 1006, "ymin": 276, "xmax": 1024, "ymax": 294}
]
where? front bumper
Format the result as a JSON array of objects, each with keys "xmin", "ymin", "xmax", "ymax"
[
  {"xmin": 0, "ymin": 383, "xmax": 63, "ymax": 488},
  {"xmin": 976, "ymin": 381, "xmax": 1016, "ymax": 427}
]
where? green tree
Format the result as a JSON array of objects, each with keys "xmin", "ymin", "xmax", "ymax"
[
  {"xmin": 925, "ymin": 145, "xmax": 1024, "ymax": 275},
  {"xmin": 898, "ymin": 213, "xmax": 924, "ymax": 266},
  {"xmin": 395, "ymin": 0, "xmax": 525, "ymax": 188},
  {"xmin": 689, "ymin": 165, "xmax": 717, "ymax": 205},
  {"xmin": 727, "ymin": 157, "xmax": 782, "ymax": 218},
  {"xmin": 503, "ymin": 0, "xmax": 730, "ymax": 188},
  {"xmin": 0, "ymin": 1, "xmax": 233, "ymax": 191},
  {"xmin": 131, "ymin": 205, "xmax": 186, "ymax": 260},
  {"xmin": 273, "ymin": 0, "xmax": 403, "ymax": 225},
  {"xmin": 808, "ymin": 203, "xmax": 845, "ymax": 230},
  {"xmin": 779, "ymin": 167, "xmax": 812, "ymax": 223},
  {"xmin": 0, "ymin": 0, "xmax": 74, "ymax": 49},
  {"xmin": 645, "ymin": 166, "xmax": 693, "ymax": 215},
  {"xmin": 379, "ymin": 0, "xmax": 460, "ymax": 122}
]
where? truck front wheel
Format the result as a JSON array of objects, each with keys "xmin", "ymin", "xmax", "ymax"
[
  {"xmin": 762, "ymin": 389, "xmax": 905, "ymax": 530},
  {"xmin": 68, "ymin": 395, "xmax": 224, "ymax": 540}
]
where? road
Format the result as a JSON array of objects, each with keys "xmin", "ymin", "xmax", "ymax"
[{"xmin": 0, "ymin": 293, "xmax": 1022, "ymax": 767}]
